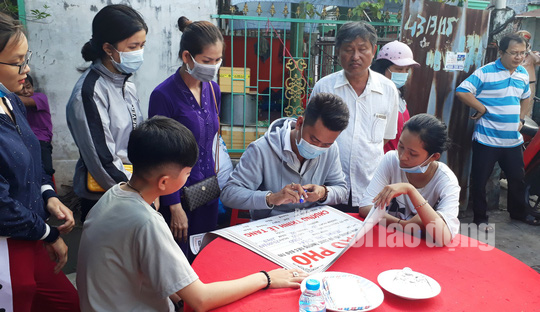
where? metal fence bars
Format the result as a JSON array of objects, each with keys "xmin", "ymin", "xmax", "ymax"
[{"xmin": 213, "ymin": 13, "xmax": 401, "ymax": 155}]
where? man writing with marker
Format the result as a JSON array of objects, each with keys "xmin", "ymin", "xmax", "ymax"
[{"xmin": 221, "ymin": 93, "xmax": 349, "ymax": 220}]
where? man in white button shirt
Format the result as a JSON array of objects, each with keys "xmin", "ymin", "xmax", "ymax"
[{"xmin": 310, "ymin": 21, "xmax": 399, "ymax": 212}]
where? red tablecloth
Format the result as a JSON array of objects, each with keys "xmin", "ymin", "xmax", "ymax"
[{"xmin": 187, "ymin": 221, "xmax": 540, "ymax": 311}]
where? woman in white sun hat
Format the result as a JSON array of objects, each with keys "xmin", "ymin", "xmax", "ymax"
[{"xmin": 371, "ymin": 40, "xmax": 420, "ymax": 153}]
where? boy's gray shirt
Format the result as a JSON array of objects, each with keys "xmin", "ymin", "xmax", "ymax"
[{"xmin": 221, "ymin": 118, "xmax": 348, "ymax": 220}]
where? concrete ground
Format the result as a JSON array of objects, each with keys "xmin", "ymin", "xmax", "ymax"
[
  {"xmin": 459, "ymin": 187, "xmax": 540, "ymax": 273},
  {"xmin": 59, "ymin": 184, "xmax": 540, "ymax": 288}
]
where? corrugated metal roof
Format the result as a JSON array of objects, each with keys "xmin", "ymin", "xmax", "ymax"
[{"xmin": 517, "ymin": 8, "xmax": 540, "ymax": 18}]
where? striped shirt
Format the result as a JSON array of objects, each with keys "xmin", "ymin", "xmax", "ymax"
[{"xmin": 456, "ymin": 59, "xmax": 530, "ymax": 148}]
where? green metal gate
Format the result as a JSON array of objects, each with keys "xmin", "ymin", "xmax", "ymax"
[{"xmin": 213, "ymin": 9, "xmax": 401, "ymax": 155}]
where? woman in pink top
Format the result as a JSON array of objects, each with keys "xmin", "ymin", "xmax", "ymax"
[{"xmin": 371, "ymin": 41, "xmax": 420, "ymax": 153}]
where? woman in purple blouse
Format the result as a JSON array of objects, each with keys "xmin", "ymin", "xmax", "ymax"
[{"xmin": 148, "ymin": 16, "xmax": 223, "ymax": 261}]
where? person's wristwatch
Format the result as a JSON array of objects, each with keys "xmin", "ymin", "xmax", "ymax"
[
  {"xmin": 266, "ymin": 192, "xmax": 274, "ymax": 208},
  {"xmin": 520, "ymin": 118, "xmax": 526, "ymax": 124}
]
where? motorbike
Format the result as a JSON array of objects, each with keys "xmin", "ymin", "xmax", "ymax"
[{"xmin": 522, "ymin": 98, "xmax": 540, "ymax": 216}]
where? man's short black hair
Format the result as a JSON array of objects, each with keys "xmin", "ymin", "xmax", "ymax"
[
  {"xmin": 335, "ymin": 21, "xmax": 377, "ymax": 51},
  {"xmin": 499, "ymin": 34, "xmax": 526, "ymax": 52},
  {"xmin": 128, "ymin": 116, "xmax": 198, "ymax": 175},
  {"xmin": 304, "ymin": 93, "xmax": 349, "ymax": 132}
]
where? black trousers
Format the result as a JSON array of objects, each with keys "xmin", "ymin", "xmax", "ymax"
[
  {"xmin": 80, "ymin": 198, "xmax": 98, "ymax": 223},
  {"xmin": 331, "ymin": 190, "xmax": 359, "ymax": 213},
  {"xmin": 471, "ymin": 141, "xmax": 528, "ymax": 224}
]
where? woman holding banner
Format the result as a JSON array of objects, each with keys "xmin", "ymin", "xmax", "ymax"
[{"xmin": 358, "ymin": 114, "xmax": 460, "ymax": 247}]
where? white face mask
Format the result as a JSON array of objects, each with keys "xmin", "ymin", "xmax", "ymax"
[
  {"xmin": 110, "ymin": 48, "xmax": 144, "ymax": 74},
  {"xmin": 296, "ymin": 124, "xmax": 330, "ymax": 159},
  {"xmin": 186, "ymin": 54, "xmax": 222, "ymax": 82},
  {"xmin": 398, "ymin": 153, "xmax": 433, "ymax": 174}
]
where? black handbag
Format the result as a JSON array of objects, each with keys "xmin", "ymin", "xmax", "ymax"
[
  {"xmin": 181, "ymin": 83, "xmax": 221, "ymax": 211},
  {"xmin": 181, "ymin": 175, "xmax": 221, "ymax": 211}
]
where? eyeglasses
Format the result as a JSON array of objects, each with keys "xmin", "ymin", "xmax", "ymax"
[
  {"xmin": 0, "ymin": 50, "xmax": 32, "ymax": 74},
  {"xmin": 505, "ymin": 51, "xmax": 528, "ymax": 57}
]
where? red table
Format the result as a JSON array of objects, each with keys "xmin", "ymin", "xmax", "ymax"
[{"xmin": 187, "ymin": 221, "xmax": 540, "ymax": 311}]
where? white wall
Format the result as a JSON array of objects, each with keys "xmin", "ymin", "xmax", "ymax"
[{"xmin": 23, "ymin": 0, "xmax": 217, "ymax": 194}]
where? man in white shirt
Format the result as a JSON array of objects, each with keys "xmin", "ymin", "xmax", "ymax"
[{"xmin": 311, "ymin": 21, "xmax": 400, "ymax": 211}]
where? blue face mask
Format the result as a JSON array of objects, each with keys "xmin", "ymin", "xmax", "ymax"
[
  {"xmin": 111, "ymin": 48, "xmax": 144, "ymax": 74},
  {"xmin": 390, "ymin": 71, "xmax": 409, "ymax": 88},
  {"xmin": 399, "ymin": 153, "xmax": 433, "ymax": 174},
  {"xmin": 0, "ymin": 83, "xmax": 11, "ymax": 97},
  {"xmin": 296, "ymin": 124, "xmax": 329, "ymax": 160}
]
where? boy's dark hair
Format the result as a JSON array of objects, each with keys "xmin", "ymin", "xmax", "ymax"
[
  {"xmin": 0, "ymin": 12, "xmax": 24, "ymax": 53},
  {"xmin": 335, "ymin": 21, "xmax": 377, "ymax": 51},
  {"xmin": 499, "ymin": 34, "xmax": 526, "ymax": 52},
  {"xmin": 81, "ymin": 4, "xmax": 148, "ymax": 62},
  {"xmin": 177, "ymin": 16, "xmax": 224, "ymax": 58},
  {"xmin": 304, "ymin": 93, "xmax": 349, "ymax": 132},
  {"xmin": 128, "ymin": 116, "xmax": 198, "ymax": 175},
  {"xmin": 403, "ymin": 113, "xmax": 451, "ymax": 155}
]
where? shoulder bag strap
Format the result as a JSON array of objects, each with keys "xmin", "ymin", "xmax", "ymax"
[{"xmin": 209, "ymin": 82, "xmax": 220, "ymax": 174}]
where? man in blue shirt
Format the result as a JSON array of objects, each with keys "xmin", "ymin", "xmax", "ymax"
[{"xmin": 456, "ymin": 33, "xmax": 540, "ymax": 230}]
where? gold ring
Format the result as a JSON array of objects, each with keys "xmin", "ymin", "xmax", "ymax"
[{"xmin": 292, "ymin": 271, "xmax": 299, "ymax": 277}]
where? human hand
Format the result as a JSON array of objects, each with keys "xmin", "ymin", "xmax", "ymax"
[
  {"xmin": 267, "ymin": 268, "xmax": 308, "ymax": 289},
  {"xmin": 170, "ymin": 203, "xmax": 189, "ymax": 242},
  {"xmin": 267, "ymin": 183, "xmax": 307, "ymax": 206},
  {"xmin": 44, "ymin": 237, "xmax": 68, "ymax": 274},
  {"xmin": 519, "ymin": 120, "xmax": 524, "ymax": 132},
  {"xmin": 46, "ymin": 197, "xmax": 75, "ymax": 234},
  {"xmin": 470, "ymin": 108, "xmax": 486, "ymax": 120},
  {"xmin": 302, "ymin": 184, "xmax": 326, "ymax": 202},
  {"xmin": 373, "ymin": 183, "xmax": 411, "ymax": 209}
]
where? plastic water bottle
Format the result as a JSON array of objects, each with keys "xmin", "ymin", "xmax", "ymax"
[{"xmin": 299, "ymin": 279, "xmax": 326, "ymax": 312}]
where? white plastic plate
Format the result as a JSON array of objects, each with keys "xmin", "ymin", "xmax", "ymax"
[{"xmin": 377, "ymin": 268, "xmax": 441, "ymax": 300}]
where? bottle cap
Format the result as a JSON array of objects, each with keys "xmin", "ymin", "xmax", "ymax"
[{"xmin": 305, "ymin": 279, "xmax": 320, "ymax": 291}]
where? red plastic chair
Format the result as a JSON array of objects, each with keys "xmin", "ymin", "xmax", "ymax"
[{"xmin": 230, "ymin": 209, "xmax": 250, "ymax": 226}]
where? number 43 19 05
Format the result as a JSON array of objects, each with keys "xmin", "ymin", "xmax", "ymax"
[{"xmin": 404, "ymin": 14, "xmax": 460, "ymax": 38}]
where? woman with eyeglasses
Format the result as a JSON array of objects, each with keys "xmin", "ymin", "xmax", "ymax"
[
  {"xmin": 0, "ymin": 12, "xmax": 79, "ymax": 311},
  {"xmin": 371, "ymin": 41, "xmax": 420, "ymax": 153},
  {"xmin": 66, "ymin": 4, "xmax": 146, "ymax": 222},
  {"xmin": 148, "ymin": 16, "xmax": 224, "ymax": 262}
]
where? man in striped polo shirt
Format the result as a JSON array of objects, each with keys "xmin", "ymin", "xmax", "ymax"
[{"xmin": 457, "ymin": 33, "xmax": 540, "ymax": 231}]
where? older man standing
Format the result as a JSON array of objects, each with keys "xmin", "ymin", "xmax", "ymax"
[
  {"xmin": 310, "ymin": 21, "xmax": 400, "ymax": 211},
  {"xmin": 456, "ymin": 33, "xmax": 540, "ymax": 230}
]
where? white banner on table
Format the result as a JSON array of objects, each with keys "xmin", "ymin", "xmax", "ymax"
[
  {"xmin": 190, "ymin": 233, "xmax": 205, "ymax": 255},
  {"xmin": 201, "ymin": 206, "xmax": 384, "ymax": 274}
]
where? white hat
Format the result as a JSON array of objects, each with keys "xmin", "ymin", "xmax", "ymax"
[{"xmin": 376, "ymin": 40, "xmax": 420, "ymax": 67}]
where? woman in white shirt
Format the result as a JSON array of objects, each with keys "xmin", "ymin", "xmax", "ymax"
[{"xmin": 359, "ymin": 114, "xmax": 460, "ymax": 246}]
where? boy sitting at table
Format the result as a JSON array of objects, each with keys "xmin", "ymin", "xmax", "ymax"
[
  {"xmin": 76, "ymin": 116, "xmax": 307, "ymax": 312},
  {"xmin": 221, "ymin": 93, "xmax": 349, "ymax": 219}
]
